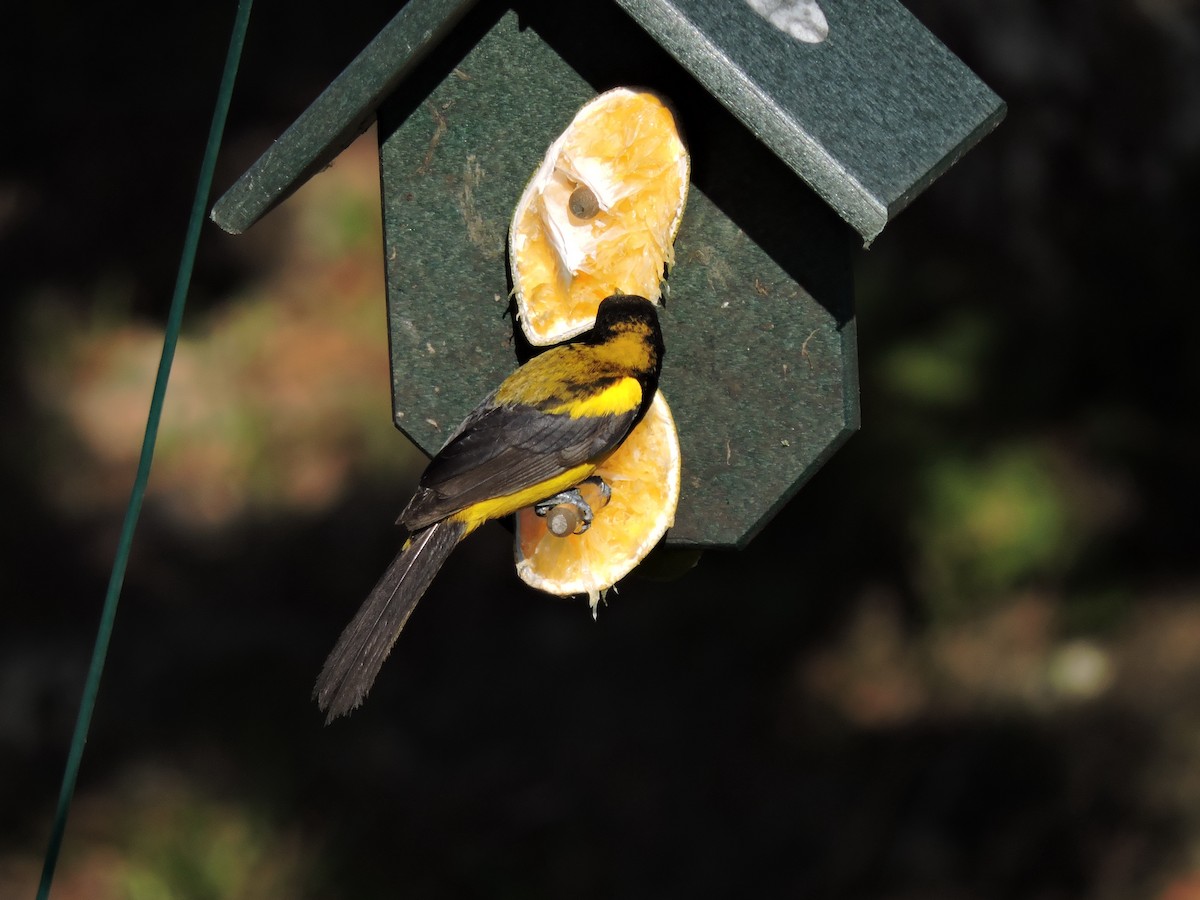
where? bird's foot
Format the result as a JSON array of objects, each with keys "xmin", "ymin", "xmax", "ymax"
[{"xmin": 534, "ymin": 476, "xmax": 612, "ymax": 536}]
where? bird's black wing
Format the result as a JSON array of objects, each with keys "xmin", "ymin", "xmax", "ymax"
[{"xmin": 399, "ymin": 399, "xmax": 638, "ymax": 530}]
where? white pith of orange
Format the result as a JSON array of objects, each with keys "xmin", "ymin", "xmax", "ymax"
[
  {"xmin": 514, "ymin": 390, "xmax": 681, "ymax": 608},
  {"xmin": 509, "ymin": 88, "xmax": 690, "ymax": 346}
]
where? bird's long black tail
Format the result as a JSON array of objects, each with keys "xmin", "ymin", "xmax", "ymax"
[{"xmin": 315, "ymin": 519, "xmax": 465, "ymax": 722}]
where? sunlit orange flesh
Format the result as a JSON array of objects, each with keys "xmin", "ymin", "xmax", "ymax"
[
  {"xmin": 514, "ymin": 391, "xmax": 681, "ymax": 606},
  {"xmin": 510, "ymin": 88, "xmax": 689, "ymax": 346}
]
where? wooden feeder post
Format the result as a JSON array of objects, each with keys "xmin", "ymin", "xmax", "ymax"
[{"xmin": 212, "ymin": 0, "xmax": 1004, "ymax": 549}]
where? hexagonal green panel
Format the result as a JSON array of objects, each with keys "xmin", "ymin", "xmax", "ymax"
[{"xmin": 379, "ymin": 4, "xmax": 858, "ymax": 549}]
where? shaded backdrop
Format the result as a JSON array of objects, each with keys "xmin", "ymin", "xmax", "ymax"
[{"xmin": 3, "ymin": 0, "xmax": 1199, "ymax": 897}]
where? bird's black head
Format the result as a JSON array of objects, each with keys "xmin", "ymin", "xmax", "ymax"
[
  {"xmin": 590, "ymin": 294, "xmax": 664, "ymax": 354},
  {"xmin": 587, "ymin": 295, "xmax": 665, "ymax": 421}
]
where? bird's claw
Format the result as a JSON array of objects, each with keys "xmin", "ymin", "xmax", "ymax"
[{"xmin": 534, "ymin": 476, "xmax": 611, "ymax": 537}]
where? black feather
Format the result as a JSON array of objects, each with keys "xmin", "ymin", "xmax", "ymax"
[{"xmin": 314, "ymin": 520, "xmax": 465, "ymax": 722}]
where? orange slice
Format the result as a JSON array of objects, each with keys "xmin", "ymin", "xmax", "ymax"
[
  {"xmin": 510, "ymin": 88, "xmax": 690, "ymax": 346},
  {"xmin": 515, "ymin": 390, "xmax": 681, "ymax": 608}
]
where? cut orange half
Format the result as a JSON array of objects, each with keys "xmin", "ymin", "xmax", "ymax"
[
  {"xmin": 510, "ymin": 88, "xmax": 690, "ymax": 346},
  {"xmin": 515, "ymin": 390, "xmax": 681, "ymax": 608}
]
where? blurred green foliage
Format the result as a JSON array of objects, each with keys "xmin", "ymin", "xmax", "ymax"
[
  {"xmin": 878, "ymin": 312, "xmax": 990, "ymax": 412},
  {"xmin": 912, "ymin": 446, "xmax": 1073, "ymax": 616},
  {"xmin": 69, "ymin": 771, "xmax": 312, "ymax": 900}
]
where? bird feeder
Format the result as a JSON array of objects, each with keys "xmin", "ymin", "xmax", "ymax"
[{"xmin": 212, "ymin": 0, "xmax": 1004, "ymax": 549}]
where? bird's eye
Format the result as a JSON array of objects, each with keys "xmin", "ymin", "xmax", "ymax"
[{"xmin": 569, "ymin": 184, "xmax": 600, "ymax": 220}]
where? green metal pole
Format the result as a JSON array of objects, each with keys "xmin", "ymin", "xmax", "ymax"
[{"xmin": 36, "ymin": 2, "xmax": 254, "ymax": 895}]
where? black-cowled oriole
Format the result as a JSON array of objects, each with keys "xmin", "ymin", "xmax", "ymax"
[{"xmin": 315, "ymin": 294, "xmax": 665, "ymax": 721}]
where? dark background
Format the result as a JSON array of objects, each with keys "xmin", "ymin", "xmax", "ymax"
[{"xmin": 3, "ymin": 1, "xmax": 1199, "ymax": 897}]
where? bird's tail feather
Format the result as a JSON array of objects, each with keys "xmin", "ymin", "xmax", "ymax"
[{"xmin": 314, "ymin": 519, "xmax": 465, "ymax": 722}]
